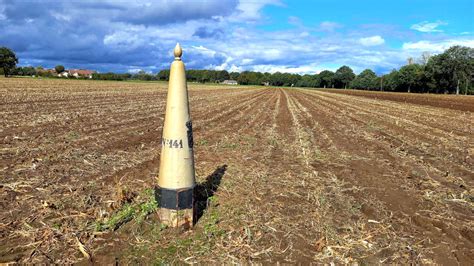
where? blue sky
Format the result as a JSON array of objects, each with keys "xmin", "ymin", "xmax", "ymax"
[{"xmin": 0, "ymin": 0, "xmax": 473, "ymax": 74}]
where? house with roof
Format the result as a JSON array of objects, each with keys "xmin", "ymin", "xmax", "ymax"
[
  {"xmin": 68, "ymin": 69, "xmax": 95, "ymax": 79},
  {"xmin": 221, "ymin": 79, "xmax": 238, "ymax": 85}
]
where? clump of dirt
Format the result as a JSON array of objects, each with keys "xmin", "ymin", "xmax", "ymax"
[{"xmin": 0, "ymin": 78, "xmax": 472, "ymax": 264}]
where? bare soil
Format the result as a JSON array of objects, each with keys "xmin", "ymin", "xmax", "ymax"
[
  {"xmin": 1, "ymin": 78, "xmax": 473, "ymax": 264},
  {"xmin": 323, "ymin": 88, "xmax": 474, "ymax": 112}
]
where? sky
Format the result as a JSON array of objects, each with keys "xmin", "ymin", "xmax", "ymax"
[{"xmin": 0, "ymin": 0, "xmax": 473, "ymax": 75}]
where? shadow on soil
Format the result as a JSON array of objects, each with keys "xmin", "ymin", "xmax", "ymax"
[{"xmin": 194, "ymin": 164, "xmax": 227, "ymax": 223}]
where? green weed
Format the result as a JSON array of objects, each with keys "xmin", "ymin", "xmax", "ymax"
[{"xmin": 95, "ymin": 188, "xmax": 158, "ymax": 231}]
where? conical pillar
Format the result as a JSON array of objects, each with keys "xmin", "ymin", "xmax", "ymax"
[{"xmin": 156, "ymin": 43, "xmax": 195, "ymax": 229}]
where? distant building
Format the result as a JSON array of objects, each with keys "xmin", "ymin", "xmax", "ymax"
[
  {"xmin": 58, "ymin": 71, "xmax": 69, "ymax": 78},
  {"xmin": 221, "ymin": 79, "xmax": 238, "ymax": 85},
  {"xmin": 262, "ymin": 81, "xmax": 270, "ymax": 86},
  {"xmin": 69, "ymin": 69, "xmax": 95, "ymax": 79}
]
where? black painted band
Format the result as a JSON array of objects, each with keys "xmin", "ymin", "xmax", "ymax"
[{"xmin": 155, "ymin": 186, "xmax": 194, "ymax": 210}]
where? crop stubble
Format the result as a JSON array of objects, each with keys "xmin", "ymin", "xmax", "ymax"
[{"xmin": 0, "ymin": 78, "xmax": 473, "ymax": 264}]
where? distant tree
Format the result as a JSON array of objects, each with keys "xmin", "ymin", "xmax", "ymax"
[
  {"xmin": 237, "ymin": 71, "xmax": 251, "ymax": 85},
  {"xmin": 229, "ymin": 72, "xmax": 240, "ymax": 80},
  {"xmin": 55, "ymin": 65, "xmax": 65, "ymax": 73},
  {"xmin": 217, "ymin": 70, "xmax": 230, "ymax": 82},
  {"xmin": 157, "ymin": 69, "xmax": 170, "ymax": 81},
  {"xmin": 295, "ymin": 74, "xmax": 320, "ymax": 87},
  {"xmin": 436, "ymin": 46, "xmax": 474, "ymax": 94},
  {"xmin": 351, "ymin": 69, "xmax": 378, "ymax": 90},
  {"xmin": 200, "ymin": 70, "xmax": 210, "ymax": 83},
  {"xmin": 24, "ymin": 66, "xmax": 37, "ymax": 76},
  {"xmin": 262, "ymin": 72, "xmax": 272, "ymax": 84},
  {"xmin": 0, "ymin": 47, "xmax": 18, "ymax": 77},
  {"xmin": 380, "ymin": 70, "xmax": 400, "ymax": 92},
  {"xmin": 318, "ymin": 70, "xmax": 335, "ymax": 88},
  {"xmin": 237, "ymin": 71, "xmax": 265, "ymax": 85},
  {"xmin": 91, "ymin": 72, "xmax": 132, "ymax": 81},
  {"xmin": 334, "ymin": 65, "xmax": 355, "ymax": 89},
  {"xmin": 445, "ymin": 46, "xmax": 474, "ymax": 94},
  {"xmin": 269, "ymin": 72, "xmax": 293, "ymax": 86},
  {"xmin": 418, "ymin": 52, "xmax": 431, "ymax": 65},
  {"xmin": 398, "ymin": 64, "xmax": 424, "ymax": 93},
  {"xmin": 134, "ymin": 70, "xmax": 154, "ymax": 81},
  {"xmin": 14, "ymin": 66, "xmax": 37, "ymax": 76}
]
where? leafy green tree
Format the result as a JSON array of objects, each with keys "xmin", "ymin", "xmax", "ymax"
[
  {"xmin": 398, "ymin": 64, "xmax": 424, "ymax": 93},
  {"xmin": 269, "ymin": 72, "xmax": 300, "ymax": 87},
  {"xmin": 229, "ymin": 72, "xmax": 240, "ymax": 80},
  {"xmin": 133, "ymin": 70, "xmax": 154, "ymax": 81},
  {"xmin": 24, "ymin": 66, "xmax": 36, "ymax": 76},
  {"xmin": 157, "ymin": 69, "xmax": 170, "ymax": 81},
  {"xmin": 380, "ymin": 70, "xmax": 400, "ymax": 91},
  {"xmin": 295, "ymin": 74, "xmax": 320, "ymax": 87},
  {"xmin": 55, "ymin": 65, "xmax": 65, "ymax": 73},
  {"xmin": 334, "ymin": 65, "xmax": 355, "ymax": 89},
  {"xmin": 14, "ymin": 66, "xmax": 37, "ymax": 76},
  {"xmin": 237, "ymin": 71, "xmax": 252, "ymax": 85},
  {"xmin": 217, "ymin": 70, "xmax": 230, "ymax": 82},
  {"xmin": 318, "ymin": 70, "xmax": 335, "ymax": 88},
  {"xmin": 92, "ymin": 72, "xmax": 131, "ymax": 81},
  {"xmin": 425, "ymin": 45, "xmax": 474, "ymax": 94},
  {"xmin": 0, "ymin": 47, "xmax": 18, "ymax": 77},
  {"xmin": 351, "ymin": 69, "xmax": 378, "ymax": 90}
]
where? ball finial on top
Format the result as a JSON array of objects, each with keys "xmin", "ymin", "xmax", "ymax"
[{"xmin": 174, "ymin": 43, "xmax": 182, "ymax": 60}]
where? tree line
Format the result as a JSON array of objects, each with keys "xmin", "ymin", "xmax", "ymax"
[
  {"xmin": 1, "ymin": 45, "xmax": 473, "ymax": 94},
  {"xmin": 122, "ymin": 45, "xmax": 474, "ymax": 94}
]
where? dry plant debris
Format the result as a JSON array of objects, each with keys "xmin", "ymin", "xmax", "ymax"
[{"xmin": 0, "ymin": 78, "xmax": 473, "ymax": 264}]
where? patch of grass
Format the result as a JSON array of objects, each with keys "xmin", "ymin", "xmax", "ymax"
[
  {"xmin": 154, "ymin": 237, "xmax": 198, "ymax": 264},
  {"xmin": 366, "ymin": 120, "xmax": 381, "ymax": 131},
  {"xmin": 203, "ymin": 209, "xmax": 224, "ymax": 237},
  {"xmin": 52, "ymin": 223, "xmax": 61, "ymax": 230},
  {"xmin": 268, "ymin": 137, "xmax": 278, "ymax": 146},
  {"xmin": 95, "ymin": 188, "xmax": 158, "ymax": 231},
  {"xmin": 152, "ymin": 195, "xmax": 225, "ymax": 263},
  {"xmin": 67, "ymin": 131, "xmax": 80, "ymax": 140},
  {"xmin": 313, "ymin": 148, "xmax": 327, "ymax": 161},
  {"xmin": 196, "ymin": 139, "xmax": 209, "ymax": 146},
  {"xmin": 221, "ymin": 142, "xmax": 238, "ymax": 149},
  {"xmin": 240, "ymin": 135, "xmax": 257, "ymax": 146}
]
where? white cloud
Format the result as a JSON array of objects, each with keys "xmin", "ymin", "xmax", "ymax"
[
  {"xmin": 232, "ymin": 0, "xmax": 283, "ymax": 21},
  {"xmin": 402, "ymin": 39, "xmax": 474, "ymax": 52},
  {"xmin": 228, "ymin": 64, "xmax": 243, "ymax": 72},
  {"xmin": 0, "ymin": 6, "xmax": 6, "ymax": 20},
  {"xmin": 127, "ymin": 68, "xmax": 144, "ymax": 74},
  {"xmin": 410, "ymin": 21, "xmax": 447, "ymax": 33},
  {"xmin": 317, "ymin": 21, "xmax": 342, "ymax": 32},
  {"xmin": 190, "ymin": 45, "xmax": 217, "ymax": 57},
  {"xmin": 288, "ymin": 16, "xmax": 303, "ymax": 27},
  {"xmin": 252, "ymin": 63, "xmax": 321, "ymax": 74},
  {"xmin": 5, "ymin": 0, "xmax": 470, "ymax": 76},
  {"xmin": 359, "ymin": 36, "xmax": 385, "ymax": 46},
  {"xmin": 50, "ymin": 11, "xmax": 71, "ymax": 22},
  {"xmin": 103, "ymin": 31, "xmax": 145, "ymax": 50}
]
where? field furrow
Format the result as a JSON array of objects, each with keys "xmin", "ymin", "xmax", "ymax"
[{"xmin": 1, "ymin": 78, "xmax": 473, "ymax": 264}]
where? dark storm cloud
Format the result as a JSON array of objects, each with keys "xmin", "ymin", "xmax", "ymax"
[
  {"xmin": 193, "ymin": 27, "xmax": 225, "ymax": 39},
  {"xmin": 114, "ymin": 0, "xmax": 238, "ymax": 26},
  {"xmin": 0, "ymin": 0, "xmax": 239, "ymax": 72}
]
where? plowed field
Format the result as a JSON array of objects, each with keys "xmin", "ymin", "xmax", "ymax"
[{"xmin": 1, "ymin": 78, "xmax": 473, "ymax": 264}]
